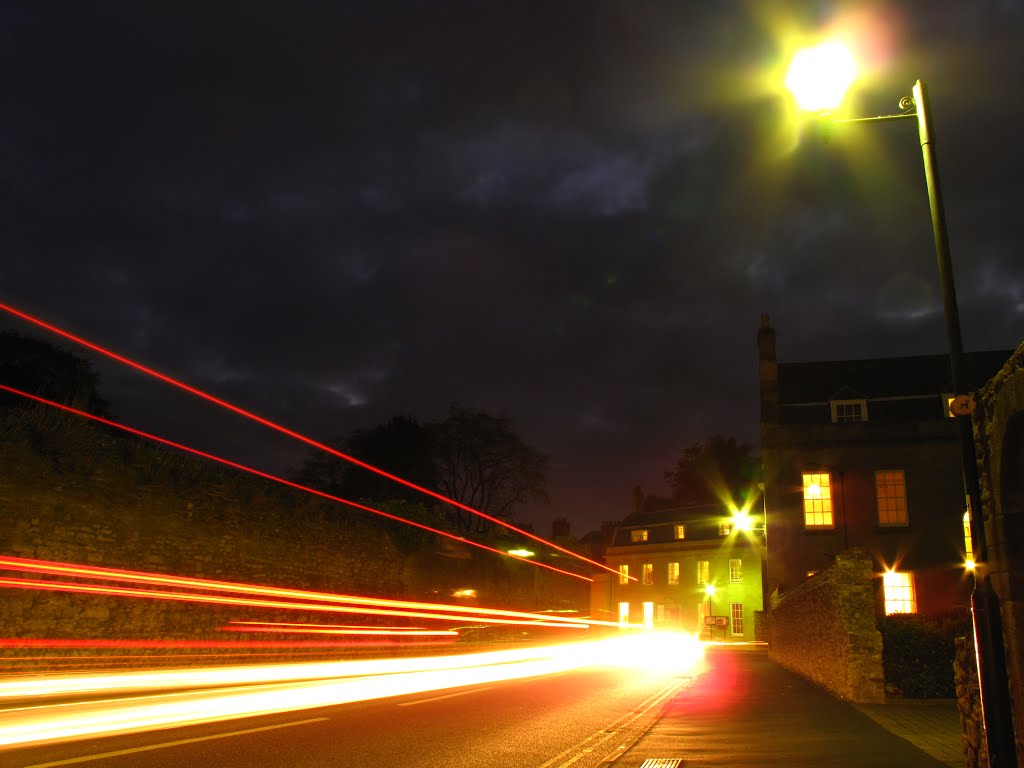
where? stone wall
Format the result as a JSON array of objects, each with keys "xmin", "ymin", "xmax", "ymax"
[
  {"xmin": 0, "ymin": 406, "xmax": 417, "ymax": 649},
  {"xmin": 974, "ymin": 342, "xmax": 1024, "ymax": 765},
  {"xmin": 956, "ymin": 634, "xmax": 990, "ymax": 768},
  {"xmin": 768, "ymin": 548, "xmax": 884, "ymax": 703}
]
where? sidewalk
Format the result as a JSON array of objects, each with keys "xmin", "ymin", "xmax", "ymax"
[{"xmin": 614, "ymin": 646, "xmax": 964, "ymax": 768}]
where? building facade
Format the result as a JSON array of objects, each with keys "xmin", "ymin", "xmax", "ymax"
[
  {"xmin": 591, "ymin": 498, "xmax": 765, "ymax": 641},
  {"xmin": 758, "ymin": 313, "xmax": 1010, "ymax": 617}
]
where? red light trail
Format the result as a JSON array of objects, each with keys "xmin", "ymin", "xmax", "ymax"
[
  {"xmin": 0, "ymin": 553, "xmax": 596, "ymax": 619},
  {"xmin": 0, "ymin": 384, "xmax": 592, "ymax": 583},
  {"xmin": 0, "ymin": 301, "xmax": 630, "ymax": 580}
]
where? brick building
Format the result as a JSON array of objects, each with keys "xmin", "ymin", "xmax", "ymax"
[
  {"xmin": 758, "ymin": 313, "xmax": 1010, "ymax": 617},
  {"xmin": 591, "ymin": 492, "xmax": 765, "ymax": 640}
]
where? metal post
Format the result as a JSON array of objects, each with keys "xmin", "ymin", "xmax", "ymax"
[{"xmin": 913, "ymin": 79, "xmax": 1017, "ymax": 767}]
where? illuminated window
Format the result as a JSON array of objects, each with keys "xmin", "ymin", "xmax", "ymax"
[
  {"xmin": 883, "ymin": 571, "xmax": 918, "ymax": 614},
  {"xmin": 642, "ymin": 601, "xmax": 654, "ymax": 629},
  {"xmin": 630, "ymin": 529, "xmax": 649, "ymax": 543},
  {"xmin": 964, "ymin": 510, "xmax": 974, "ymax": 561},
  {"xmin": 944, "ymin": 394, "xmax": 956, "ymax": 418},
  {"xmin": 655, "ymin": 603, "xmax": 665, "ymax": 623},
  {"xmin": 730, "ymin": 603, "xmax": 744, "ymax": 636},
  {"xmin": 802, "ymin": 472, "xmax": 834, "ymax": 528},
  {"xmin": 697, "ymin": 560, "xmax": 710, "ymax": 584},
  {"xmin": 876, "ymin": 470, "xmax": 908, "ymax": 526},
  {"xmin": 618, "ymin": 565, "xmax": 629, "ymax": 585},
  {"xmin": 729, "ymin": 558, "xmax": 742, "ymax": 583},
  {"xmin": 718, "ymin": 522, "xmax": 732, "ymax": 536},
  {"xmin": 618, "ymin": 602, "xmax": 630, "ymax": 626},
  {"xmin": 667, "ymin": 562, "xmax": 680, "ymax": 585},
  {"xmin": 830, "ymin": 399, "xmax": 867, "ymax": 423},
  {"xmin": 642, "ymin": 563, "xmax": 654, "ymax": 585},
  {"xmin": 674, "ymin": 524, "xmax": 686, "ymax": 540}
]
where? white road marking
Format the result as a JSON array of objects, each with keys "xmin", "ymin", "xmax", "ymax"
[
  {"xmin": 397, "ymin": 686, "xmax": 495, "ymax": 706},
  {"xmin": 24, "ymin": 717, "xmax": 329, "ymax": 767}
]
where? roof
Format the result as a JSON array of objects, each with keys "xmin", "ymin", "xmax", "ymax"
[
  {"xmin": 777, "ymin": 350, "xmax": 1011, "ymax": 404},
  {"xmin": 611, "ymin": 502, "xmax": 740, "ymax": 547}
]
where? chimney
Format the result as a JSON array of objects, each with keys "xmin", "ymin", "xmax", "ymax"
[
  {"xmin": 551, "ymin": 516, "xmax": 570, "ymax": 539},
  {"xmin": 758, "ymin": 313, "xmax": 779, "ymax": 423},
  {"xmin": 631, "ymin": 485, "xmax": 644, "ymax": 516}
]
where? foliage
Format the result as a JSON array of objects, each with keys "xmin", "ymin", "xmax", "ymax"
[
  {"xmin": 0, "ymin": 331, "xmax": 110, "ymax": 416},
  {"xmin": 664, "ymin": 434, "xmax": 759, "ymax": 509},
  {"xmin": 432, "ymin": 405, "xmax": 548, "ymax": 532},
  {"xmin": 295, "ymin": 406, "xmax": 548, "ymax": 535},
  {"xmin": 295, "ymin": 416, "xmax": 436, "ymax": 504},
  {"xmin": 877, "ymin": 611, "xmax": 971, "ymax": 698}
]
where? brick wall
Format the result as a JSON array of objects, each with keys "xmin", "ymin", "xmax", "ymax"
[{"xmin": 768, "ymin": 548, "xmax": 884, "ymax": 703}]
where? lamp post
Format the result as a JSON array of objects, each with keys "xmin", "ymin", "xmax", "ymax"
[
  {"xmin": 704, "ymin": 582, "xmax": 716, "ymax": 640},
  {"xmin": 787, "ymin": 46, "xmax": 1016, "ymax": 766}
]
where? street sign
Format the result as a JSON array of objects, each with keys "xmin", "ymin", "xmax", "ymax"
[{"xmin": 704, "ymin": 615, "xmax": 729, "ymax": 627}]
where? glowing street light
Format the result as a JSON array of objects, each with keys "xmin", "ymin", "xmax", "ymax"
[
  {"xmin": 784, "ymin": 41, "xmax": 857, "ymax": 112},
  {"xmin": 784, "ymin": 43, "xmax": 1017, "ymax": 765}
]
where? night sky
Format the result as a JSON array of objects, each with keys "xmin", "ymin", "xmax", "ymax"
[{"xmin": 2, "ymin": 1, "xmax": 1022, "ymax": 535}]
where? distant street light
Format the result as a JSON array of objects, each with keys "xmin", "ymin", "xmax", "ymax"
[
  {"xmin": 785, "ymin": 41, "xmax": 1016, "ymax": 766},
  {"xmin": 507, "ymin": 549, "xmax": 535, "ymax": 558}
]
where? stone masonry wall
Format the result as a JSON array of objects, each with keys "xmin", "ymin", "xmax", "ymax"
[
  {"xmin": 769, "ymin": 548, "xmax": 884, "ymax": 703},
  {"xmin": 0, "ymin": 407, "xmax": 407, "ymax": 648}
]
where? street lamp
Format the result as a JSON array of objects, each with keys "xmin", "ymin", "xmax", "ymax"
[
  {"xmin": 704, "ymin": 583, "xmax": 716, "ymax": 639},
  {"xmin": 786, "ymin": 43, "xmax": 1016, "ymax": 766}
]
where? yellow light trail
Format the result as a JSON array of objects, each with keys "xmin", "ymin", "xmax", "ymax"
[
  {"xmin": 0, "ymin": 555, "xmax": 620, "ymax": 627},
  {"xmin": 0, "ymin": 635, "xmax": 706, "ymax": 750}
]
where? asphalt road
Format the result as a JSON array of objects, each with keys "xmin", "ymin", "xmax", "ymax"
[{"xmin": 4, "ymin": 664, "xmax": 697, "ymax": 768}]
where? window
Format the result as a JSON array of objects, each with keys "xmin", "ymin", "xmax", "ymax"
[
  {"xmin": 698, "ymin": 600, "xmax": 711, "ymax": 628},
  {"xmin": 875, "ymin": 470, "xmax": 908, "ymax": 526},
  {"xmin": 883, "ymin": 571, "xmax": 918, "ymax": 614},
  {"xmin": 655, "ymin": 604, "xmax": 665, "ymax": 623},
  {"xmin": 697, "ymin": 560, "xmax": 710, "ymax": 584},
  {"xmin": 642, "ymin": 602, "xmax": 654, "ymax": 629},
  {"xmin": 730, "ymin": 603, "xmax": 744, "ymax": 636},
  {"xmin": 802, "ymin": 472, "xmax": 834, "ymax": 528},
  {"xmin": 641, "ymin": 563, "xmax": 653, "ymax": 585},
  {"xmin": 618, "ymin": 565, "xmax": 629, "ymax": 585},
  {"xmin": 618, "ymin": 602, "xmax": 630, "ymax": 626},
  {"xmin": 729, "ymin": 559, "xmax": 742, "ymax": 583},
  {"xmin": 674, "ymin": 524, "xmax": 686, "ymax": 540},
  {"xmin": 944, "ymin": 394, "xmax": 956, "ymax": 418},
  {"xmin": 667, "ymin": 562, "xmax": 680, "ymax": 585},
  {"xmin": 964, "ymin": 510, "xmax": 974, "ymax": 562},
  {"xmin": 718, "ymin": 522, "xmax": 732, "ymax": 536},
  {"xmin": 830, "ymin": 399, "xmax": 867, "ymax": 423},
  {"xmin": 630, "ymin": 529, "xmax": 648, "ymax": 543}
]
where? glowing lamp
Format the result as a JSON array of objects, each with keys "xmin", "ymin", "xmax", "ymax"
[
  {"xmin": 732, "ymin": 510, "xmax": 754, "ymax": 532},
  {"xmin": 965, "ymin": 559, "xmax": 976, "ymax": 572},
  {"xmin": 704, "ymin": 583, "xmax": 716, "ymax": 598},
  {"xmin": 785, "ymin": 41, "xmax": 857, "ymax": 112},
  {"xmin": 507, "ymin": 549, "xmax": 535, "ymax": 557}
]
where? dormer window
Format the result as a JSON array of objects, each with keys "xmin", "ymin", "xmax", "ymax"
[
  {"xmin": 830, "ymin": 399, "xmax": 867, "ymax": 423},
  {"xmin": 630, "ymin": 529, "xmax": 649, "ymax": 543}
]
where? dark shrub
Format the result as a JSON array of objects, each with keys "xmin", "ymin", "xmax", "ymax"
[{"xmin": 878, "ymin": 612, "xmax": 971, "ymax": 698}]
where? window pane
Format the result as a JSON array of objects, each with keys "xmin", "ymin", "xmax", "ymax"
[
  {"xmin": 964, "ymin": 510, "xmax": 974, "ymax": 561},
  {"xmin": 618, "ymin": 565, "xmax": 629, "ymax": 585},
  {"xmin": 883, "ymin": 571, "xmax": 917, "ymax": 614},
  {"xmin": 674, "ymin": 524, "xmax": 686, "ymax": 540},
  {"xmin": 642, "ymin": 602, "xmax": 654, "ymax": 629},
  {"xmin": 667, "ymin": 562, "xmax": 680, "ymax": 585},
  {"xmin": 630, "ymin": 529, "xmax": 648, "ymax": 542},
  {"xmin": 730, "ymin": 603, "xmax": 744, "ymax": 635},
  {"xmin": 876, "ymin": 470, "xmax": 908, "ymax": 526},
  {"xmin": 697, "ymin": 561, "xmax": 710, "ymax": 584},
  {"xmin": 729, "ymin": 559, "xmax": 742, "ymax": 583},
  {"xmin": 618, "ymin": 602, "xmax": 630, "ymax": 625},
  {"xmin": 803, "ymin": 472, "xmax": 834, "ymax": 528},
  {"xmin": 642, "ymin": 563, "xmax": 653, "ymax": 585}
]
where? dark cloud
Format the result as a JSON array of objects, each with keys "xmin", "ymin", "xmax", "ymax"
[{"xmin": 2, "ymin": 1, "xmax": 1022, "ymax": 534}]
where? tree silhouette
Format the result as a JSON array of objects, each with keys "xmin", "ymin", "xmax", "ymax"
[
  {"xmin": 665, "ymin": 435, "xmax": 759, "ymax": 509},
  {"xmin": 0, "ymin": 331, "xmax": 109, "ymax": 416}
]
